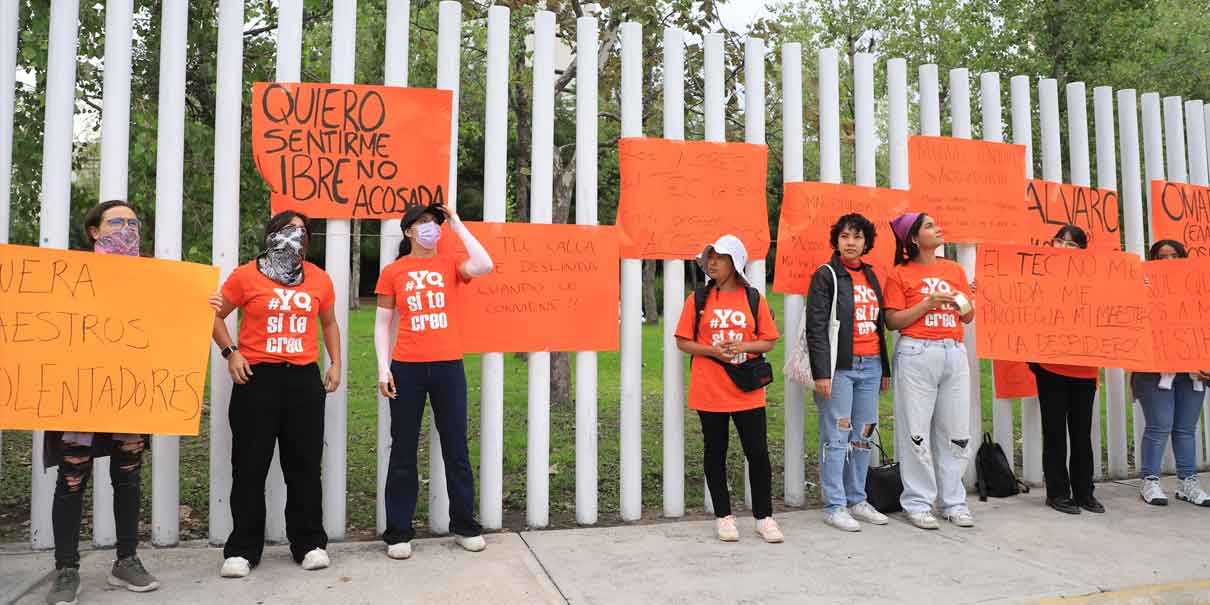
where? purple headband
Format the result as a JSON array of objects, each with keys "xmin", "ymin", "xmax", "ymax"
[{"xmin": 890, "ymin": 212, "xmax": 922, "ymax": 242}]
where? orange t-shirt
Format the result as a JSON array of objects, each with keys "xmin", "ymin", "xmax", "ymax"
[
  {"xmin": 1039, "ymin": 363, "xmax": 1100, "ymax": 380},
  {"xmin": 883, "ymin": 259, "xmax": 971, "ymax": 341},
  {"xmin": 376, "ymin": 250, "xmax": 469, "ymax": 362},
  {"xmin": 847, "ymin": 265, "xmax": 881, "ymax": 357},
  {"xmin": 221, "ymin": 261, "xmax": 336, "ymax": 365},
  {"xmin": 674, "ymin": 287, "xmax": 779, "ymax": 413}
]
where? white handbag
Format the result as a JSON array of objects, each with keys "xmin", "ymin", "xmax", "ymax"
[{"xmin": 784, "ymin": 264, "xmax": 839, "ymax": 386}]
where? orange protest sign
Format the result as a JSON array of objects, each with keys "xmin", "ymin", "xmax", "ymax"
[
  {"xmin": 1023, "ymin": 180, "xmax": 1121, "ymax": 250},
  {"xmin": 1141, "ymin": 257, "xmax": 1210, "ymax": 372},
  {"xmin": 992, "ymin": 360, "xmax": 1038, "ymax": 399},
  {"xmin": 975, "ymin": 244, "xmax": 1153, "ymax": 368},
  {"xmin": 772, "ymin": 182, "xmax": 908, "ymax": 294},
  {"xmin": 252, "ymin": 82, "xmax": 452, "ymax": 219},
  {"xmin": 908, "ymin": 136, "xmax": 1029, "ymax": 243},
  {"xmin": 0, "ymin": 245, "xmax": 218, "ymax": 435},
  {"xmin": 1150, "ymin": 180, "xmax": 1210, "ymax": 256},
  {"xmin": 457, "ymin": 223, "xmax": 620, "ymax": 352},
  {"xmin": 617, "ymin": 138, "xmax": 769, "ymax": 260}
]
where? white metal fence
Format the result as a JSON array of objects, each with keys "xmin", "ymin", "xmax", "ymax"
[{"xmin": 2, "ymin": 0, "xmax": 1209, "ymax": 550}]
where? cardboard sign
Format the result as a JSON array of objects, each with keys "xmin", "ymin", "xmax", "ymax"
[
  {"xmin": 0, "ymin": 245, "xmax": 218, "ymax": 435},
  {"xmin": 252, "ymin": 82, "xmax": 453, "ymax": 219},
  {"xmin": 1151, "ymin": 180, "xmax": 1210, "ymax": 256},
  {"xmin": 908, "ymin": 136, "xmax": 1029, "ymax": 243},
  {"xmin": 772, "ymin": 182, "xmax": 908, "ymax": 294},
  {"xmin": 617, "ymin": 138, "xmax": 769, "ymax": 260},
  {"xmin": 975, "ymin": 244, "xmax": 1153, "ymax": 368},
  {"xmin": 458, "ymin": 223, "xmax": 620, "ymax": 352},
  {"xmin": 1024, "ymin": 180, "xmax": 1121, "ymax": 250},
  {"xmin": 992, "ymin": 360, "xmax": 1038, "ymax": 399},
  {"xmin": 1141, "ymin": 257, "xmax": 1210, "ymax": 372}
]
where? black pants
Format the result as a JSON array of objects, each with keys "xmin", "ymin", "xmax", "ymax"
[
  {"xmin": 52, "ymin": 439, "xmax": 144, "ymax": 569},
  {"xmin": 383, "ymin": 360, "xmax": 482, "ymax": 544},
  {"xmin": 698, "ymin": 407, "xmax": 773, "ymax": 519},
  {"xmin": 225, "ymin": 363, "xmax": 327, "ymax": 565},
  {"xmin": 1033, "ymin": 366, "xmax": 1097, "ymax": 501}
]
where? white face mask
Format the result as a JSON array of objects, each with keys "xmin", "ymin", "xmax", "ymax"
[{"xmin": 414, "ymin": 222, "xmax": 442, "ymax": 249}]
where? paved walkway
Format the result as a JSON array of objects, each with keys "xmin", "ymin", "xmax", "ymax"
[{"xmin": 4, "ymin": 478, "xmax": 1210, "ymax": 604}]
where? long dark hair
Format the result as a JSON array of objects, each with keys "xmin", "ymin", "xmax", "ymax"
[
  {"xmin": 892, "ymin": 214, "xmax": 927, "ymax": 266},
  {"xmin": 264, "ymin": 210, "xmax": 311, "ymax": 248},
  {"xmin": 397, "ymin": 233, "xmax": 412, "ymax": 259},
  {"xmin": 82, "ymin": 200, "xmax": 136, "ymax": 246},
  {"xmin": 1052, "ymin": 224, "xmax": 1089, "ymax": 249},
  {"xmin": 1149, "ymin": 239, "xmax": 1188, "ymax": 260}
]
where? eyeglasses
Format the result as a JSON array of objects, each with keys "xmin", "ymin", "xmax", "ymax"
[
  {"xmin": 1052, "ymin": 238, "xmax": 1080, "ymax": 248},
  {"xmin": 105, "ymin": 218, "xmax": 140, "ymax": 228}
]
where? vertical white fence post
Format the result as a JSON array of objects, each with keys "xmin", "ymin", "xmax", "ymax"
[
  {"xmin": 886, "ymin": 57, "xmax": 908, "ymax": 468},
  {"xmin": 701, "ymin": 32, "xmax": 724, "ymax": 513},
  {"xmin": 479, "ymin": 3, "xmax": 507, "ymax": 532},
  {"xmin": 816, "ymin": 47, "xmax": 840, "ymax": 498},
  {"xmin": 662, "ymin": 27, "xmax": 686, "ymax": 519},
  {"xmin": 575, "ymin": 14, "xmax": 600, "ymax": 525},
  {"xmin": 742, "ymin": 37, "xmax": 766, "ymax": 510},
  {"xmin": 853, "ymin": 53, "xmax": 878, "ymax": 468},
  {"xmin": 0, "ymin": 0, "xmax": 15, "ymax": 481},
  {"xmin": 1117, "ymin": 89, "xmax": 1146, "ymax": 479},
  {"xmin": 1184, "ymin": 100, "xmax": 1209, "ymax": 470},
  {"xmin": 92, "ymin": 0, "xmax": 135, "ymax": 548},
  {"xmin": 982, "ymin": 72, "xmax": 1015, "ymax": 471},
  {"xmin": 619, "ymin": 20, "xmax": 643, "ymax": 522},
  {"xmin": 782, "ymin": 43, "xmax": 806, "ymax": 507},
  {"xmin": 151, "ymin": 0, "xmax": 189, "ymax": 546},
  {"xmin": 527, "ymin": 9, "xmax": 555, "ymax": 529},
  {"xmin": 919, "ymin": 64, "xmax": 943, "ymax": 265},
  {"xmin": 1138, "ymin": 92, "xmax": 1165, "ymax": 471},
  {"xmin": 948, "ymin": 68, "xmax": 980, "ymax": 488},
  {"xmin": 1160, "ymin": 96, "xmax": 1188, "ymax": 475}
]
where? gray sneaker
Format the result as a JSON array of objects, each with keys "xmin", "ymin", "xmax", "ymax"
[
  {"xmin": 108, "ymin": 556, "xmax": 160, "ymax": 592},
  {"xmin": 45, "ymin": 568, "xmax": 80, "ymax": 605}
]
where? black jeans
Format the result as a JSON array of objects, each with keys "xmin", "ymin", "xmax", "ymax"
[
  {"xmin": 52, "ymin": 438, "xmax": 144, "ymax": 569},
  {"xmin": 383, "ymin": 360, "xmax": 482, "ymax": 544},
  {"xmin": 1033, "ymin": 366, "xmax": 1097, "ymax": 502},
  {"xmin": 224, "ymin": 363, "xmax": 327, "ymax": 565},
  {"xmin": 698, "ymin": 407, "xmax": 773, "ymax": 519}
]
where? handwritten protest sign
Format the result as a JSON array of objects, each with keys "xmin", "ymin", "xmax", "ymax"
[
  {"xmin": 1151, "ymin": 180, "xmax": 1210, "ymax": 256},
  {"xmin": 992, "ymin": 360, "xmax": 1038, "ymax": 399},
  {"xmin": 976, "ymin": 244, "xmax": 1153, "ymax": 368},
  {"xmin": 772, "ymin": 182, "xmax": 908, "ymax": 294},
  {"xmin": 1141, "ymin": 257, "xmax": 1210, "ymax": 372},
  {"xmin": 0, "ymin": 245, "xmax": 218, "ymax": 435},
  {"xmin": 617, "ymin": 138, "xmax": 769, "ymax": 260},
  {"xmin": 1024, "ymin": 180, "xmax": 1121, "ymax": 250},
  {"xmin": 252, "ymin": 82, "xmax": 452, "ymax": 219},
  {"xmin": 456, "ymin": 223, "xmax": 620, "ymax": 352},
  {"xmin": 908, "ymin": 136, "xmax": 1029, "ymax": 243}
]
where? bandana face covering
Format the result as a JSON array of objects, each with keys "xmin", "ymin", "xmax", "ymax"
[
  {"xmin": 256, "ymin": 224, "xmax": 306, "ymax": 286},
  {"xmin": 414, "ymin": 222, "xmax": 442, "ymax": 249},
  {"xmin": 94, "ymin": 225, "xmax": 141, "ymax": 256}
]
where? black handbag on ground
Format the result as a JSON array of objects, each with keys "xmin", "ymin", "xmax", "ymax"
[
  {"xmin": 975, "ymin": 432, "xmax": 1030, "ymax": 501},
  {"xmin": 865, "ymin": 428, "xmax": 903, "ymax": 513}
]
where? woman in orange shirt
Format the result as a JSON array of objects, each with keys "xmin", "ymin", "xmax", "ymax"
[
  {"xmin": 211, "ymin": 210, "xmax": 342, "ymax": 578},
  {"xmin": 1029, "ymin": 225, "xmax": 1104, "ymax": 516},
  {"xmin": 883, "ymin": 212, "xmax": 975, "ymax": 530},
  {"xmin": 675, "ymin": 235, "xmax": 782, "ymax": 543}
]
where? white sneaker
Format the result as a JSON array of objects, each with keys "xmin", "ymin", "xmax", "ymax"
[
  {"xmin": 906, "ymin": 511, "xmax": 940, "ymax": 530},
  {"xmin": 1177, "ymin": 476, "xmax": 1210, "ymax": 507},
  {"xmin": 455, "ymin": 534, "xmax": 486, "ymax": 552},
  {"xmin": 716, "ymin": 515, "xmax": 739, "ymax": 542},
  {"xmin": 1141, "ymin": 476, "xmax": 1169, "ymax": 506},
  {"xmin": 824, "ymin": 509, "xmax": 861, "ymax": 532},
  {"xmin": 755, "ymin": 517, "xmax": 784, "ymax": 543},
  {"xmin": 849, "ymin": 501, "xmax": 889, "ymax": 525},
  {"xmin": 220, "ymin": 557, "xmax": 250, "ymax": 578},
  {"xmin": 300, "ymin": 548, "xmax": 329, "ymax": 571},
  {"xmin": 943, "ymin": 506, "xmax": 975, "ymax": 528},
  {"xmin": 386, "ymin": 542, "xmax": 412, "ymax": 560}
]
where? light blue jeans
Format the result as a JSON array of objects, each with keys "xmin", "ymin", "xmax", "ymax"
[
  {"xmin": 1133, "ymin": 372, "xmax": 1204, "ymax": 479},
  {"xmin": 814, "ymin": 355, "xmax": 882, "ymax": 513}
]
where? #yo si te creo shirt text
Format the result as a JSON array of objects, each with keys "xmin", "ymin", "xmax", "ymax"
[
  {"xmin": 377, "ymin": 248, "xmax": 469, "ymax": 363},
  {"xmin": 221, "ymin": 260, "xmax": 336, "ymax": 365}
]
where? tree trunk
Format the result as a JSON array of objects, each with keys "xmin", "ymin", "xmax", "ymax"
[
  {"xmin": 550, "ymin": 147, "xmax": 577, "ymax": 405},
  {"xmin": 642, "ymin": 260, "xmax": 658, "ymax": 324},
  {"xmin": 510, "ymin": 51, "xmax": 532, "ymax": 223},
  {"xmin": 350, "ymin": 219, "xmax": 361, "ymax": 310}
]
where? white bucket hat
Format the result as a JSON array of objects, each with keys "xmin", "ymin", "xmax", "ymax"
[{"xmin": 696, "ymin": 234, "xmax": 749, "ymax": 284}]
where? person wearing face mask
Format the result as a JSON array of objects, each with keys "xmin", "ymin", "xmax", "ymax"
[
  {"xmin": 805, "ymin": 213, "xmax": 892, "ymax": 532},
  {"xmin": 43, "ymin": 201, "xmax": 168, "ymax": 605},
  {"xmin": 374, "ymin": 203, "xmax": 494, "ymax": 560},
  {"xmin": 210, "ymin": 210, "xmax": 342, "ymax": 578}
]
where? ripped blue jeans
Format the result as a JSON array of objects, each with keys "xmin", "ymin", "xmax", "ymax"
[{"xmin": 814, "ymin": 355, "xmax": 882, "ymax": 513}]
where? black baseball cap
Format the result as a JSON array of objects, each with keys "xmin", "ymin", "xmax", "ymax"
[{"xmin": 401, "ymin": 203, "xmax": 446, "ymax": 232}]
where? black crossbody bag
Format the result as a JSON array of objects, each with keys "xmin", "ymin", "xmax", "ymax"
[{"xmin": 692, "ymin": 286, "xmax": 775, "ymax": 392}]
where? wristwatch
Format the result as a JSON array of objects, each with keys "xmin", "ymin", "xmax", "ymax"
[{"xmin": 220, "ymin": 345, "xmax": 239, "ymax": 359}]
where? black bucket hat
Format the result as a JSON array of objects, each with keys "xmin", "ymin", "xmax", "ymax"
[{"xmin": 401, "ymin": 203, "xmax": 446, "ymax": 233}]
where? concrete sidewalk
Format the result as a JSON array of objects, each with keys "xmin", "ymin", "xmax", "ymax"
[{"xmin": 5, "ymin": 478, "xmax": 1210, "ymax": 604}]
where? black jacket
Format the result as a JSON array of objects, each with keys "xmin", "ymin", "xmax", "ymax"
[{"xmin": 804, "ymin": 253, "xmax": 891, "ymax": 380}]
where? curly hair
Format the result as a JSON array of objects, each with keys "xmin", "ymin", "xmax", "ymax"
[{"xmin": 829, "ymin": 213, "xmax": 876, "ymax": 255}]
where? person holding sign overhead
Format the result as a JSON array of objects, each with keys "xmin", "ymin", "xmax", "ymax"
[
  {"xmin": 1133, "ymin": 239, "xmax": 1210, "ymax": 507},
  {"xmin": 1028, "ymin": 225, "xmax": 1106, "ymax": 516},
  {"xmin": 806, "ymin": 214, "xmax": 892, "ymax": 532},
  {"xmin": 883, "ymin": 212, "xmax": 975, "ymax": 530},
  {"xmin": 375, "ymin": 203, "xmax": 494, "ymax": 560},
  {"xmin": 675, "ymin": 235, "xmax": 784, "ymax": 544},
  {"xmin": 211, "ymin": 211, "xmax": 342, "ymax": 578}
]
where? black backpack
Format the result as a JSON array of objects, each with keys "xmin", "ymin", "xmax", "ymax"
[{"xmin": 975, "ymin": 432, "xmax": 1030, "ymax": 501}]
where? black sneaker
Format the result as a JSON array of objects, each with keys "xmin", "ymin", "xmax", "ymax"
[
  {"xmin": 45, "ymin": 568, "xmax": 81, "ymax": 605},
  {"xmin": 1047, "ymin": 497, "xmax": 1081, "ymax": 515},
  {"xmin": 1078, "ymin": 496, "xmax": 1106, "ymax": 514},
  {"xmin": 108, "ymin": 556, "xmax": 160, "ymax": 592}
]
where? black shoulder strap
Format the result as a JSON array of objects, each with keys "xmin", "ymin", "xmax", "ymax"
[
  {"xmin": 693, "ymin": 286, "xmax": 710, "ymax": 341},
  {"xmin": 745, "ymin": 286, "xmax": 760, "ymax": 334}
]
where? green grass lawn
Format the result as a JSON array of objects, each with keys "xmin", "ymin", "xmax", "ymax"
[{"xmin": 0, "ymin": 289, "xmax": 1140, "ymax": 542}]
